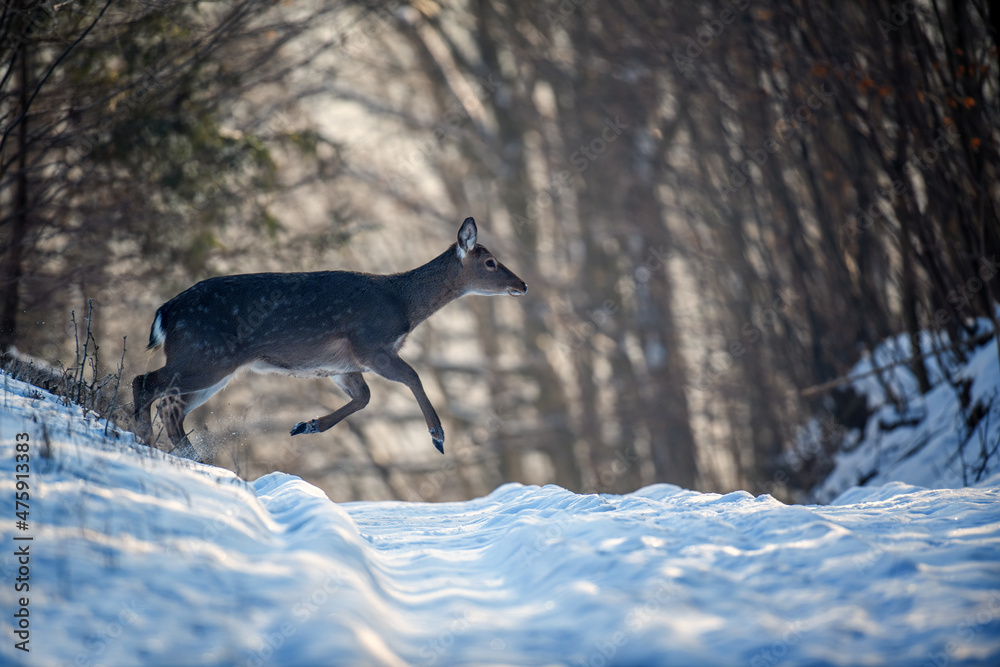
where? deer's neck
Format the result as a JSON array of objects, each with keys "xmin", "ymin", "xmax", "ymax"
[{"xmin": 387, "ymin": 246, "xmax": 463, "ymax": 330}]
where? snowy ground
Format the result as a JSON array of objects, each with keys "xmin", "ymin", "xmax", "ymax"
[
  {"xmin": 812, "ymin": 325, "xmax": 1000, "ymax": 503},
  {"xmin": 1, "ymin": 372, "xmax": 999, "ymax": 666}
]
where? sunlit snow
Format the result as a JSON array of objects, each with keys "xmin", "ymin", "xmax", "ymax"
[
  {"xmin": 1, "ymin": 371, "xmax": 999, "ymax": 666},
  {"xmin": 813, "ymin": 323, "xmax": 1000, "ymax": 502}
]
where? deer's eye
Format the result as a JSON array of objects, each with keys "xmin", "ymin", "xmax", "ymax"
[{"xmin": 485, "ymin": 258, "xmax": 497, "ymax": 269}]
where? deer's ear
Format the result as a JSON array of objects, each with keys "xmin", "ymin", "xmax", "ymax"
[{"xmin": 457, "ymin": 217, "xmax": 477, "ymax": 258}]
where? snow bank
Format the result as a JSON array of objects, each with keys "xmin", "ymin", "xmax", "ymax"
[
  {"xmin": 1, "ymin": 373, "xmax": 999, "ymax": 666},
  {"xmin": 811, "ymin": 324, "xmax": 1000, "ymax": 503}
]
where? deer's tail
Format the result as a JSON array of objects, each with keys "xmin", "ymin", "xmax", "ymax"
[{"xmin": 147, "ymin": 307, "xmax": 167, "ymax": 350}]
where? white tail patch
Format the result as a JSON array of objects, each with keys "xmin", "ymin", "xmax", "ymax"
[{"xmin": 149, "ymin": 310, "xmax": 166, "ymax": 349}]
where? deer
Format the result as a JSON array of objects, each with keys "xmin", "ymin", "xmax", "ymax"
[{"xmin": 132, "ymin": 217, "xmax": 526, "ymax": 460}]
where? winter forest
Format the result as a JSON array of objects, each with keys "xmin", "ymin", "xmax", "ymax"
[
  {"xmin": 2, "ymin": 0, "xmax": 998, "ymax": 503},
  {"xmin": 3, "ymin": 1, "xmax": 1000, "ymax": 665}
]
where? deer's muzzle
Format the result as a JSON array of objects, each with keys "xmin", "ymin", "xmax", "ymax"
[{"xmin": 507, "ymin": 282, "xmax": 527, "ymax": 297}]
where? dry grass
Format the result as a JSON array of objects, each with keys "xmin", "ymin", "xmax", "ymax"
[{"xmin": 1, "ymin": 300, "xmax": 132, "ymax": 438}]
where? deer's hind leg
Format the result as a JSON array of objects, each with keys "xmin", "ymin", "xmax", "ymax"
[
  {"xmin": 132, "ymin": 366, "xmax": 232, "ymax": 454},
  {"xmin": 290, "ymin": 372, "xmax": 371, "ymax": 436},
  {"xmin": 151, "ymin": 393, "xmax": 202, "ymax": 462},
  {"xmin": 133, "ymin": 368, "xmax": 169, "ymax": 442}
]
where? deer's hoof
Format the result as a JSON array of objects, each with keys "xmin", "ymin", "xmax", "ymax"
[
  {"xmin": 430, "ymin": 427, "xmax": 445, "ymax": 454},
  {"xmin": 290, "ymin": 419, "xmax": 320, "ymax": 436}
]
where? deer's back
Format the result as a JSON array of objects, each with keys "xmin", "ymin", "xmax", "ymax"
[{"xmin": 157, "ymin": 271, "xmax": 409, "ymax": 374}]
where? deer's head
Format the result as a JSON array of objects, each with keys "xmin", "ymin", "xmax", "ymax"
[{"xmin": 454, "ymin": 217, "xmax": 527, "ymax": 297}]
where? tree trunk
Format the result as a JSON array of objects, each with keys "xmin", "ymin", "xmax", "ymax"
[{"xmin": 0, "ymin": 35, "xmax": 30, "ymax": 350}]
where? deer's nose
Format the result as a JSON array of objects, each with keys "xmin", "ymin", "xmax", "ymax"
[{"xmin": 508, "ymin": 281, "xmax": 527, "ymax": 297}]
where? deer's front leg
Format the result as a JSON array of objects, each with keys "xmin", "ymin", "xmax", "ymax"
[
  {"xmin": 366, "ymin": 350, "xmax": 445, "ymax": 453},
  {"xmin": 290, "ymin": 373, "xmax": 371, "ymax": 436}
]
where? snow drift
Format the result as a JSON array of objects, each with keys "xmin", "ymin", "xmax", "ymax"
[
  {"xmin": 1, "ymin": 371, "xmax": 999, "ymax": 666},
  {"xmin": 812, "ymin": 324, "xmax": 1000, "ymax": 502}
]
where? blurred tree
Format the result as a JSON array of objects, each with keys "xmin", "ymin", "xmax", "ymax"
[
  {"xmin": 314, "ymin": 0, "xmax": 997, "ymax": 498},
  {"xmin": 0, "ymin": 0, "xmax": 344, "ymax": 357},
  {"xmin": 2, "ymin": 0, "xmax": 995, "ymax": 501}
]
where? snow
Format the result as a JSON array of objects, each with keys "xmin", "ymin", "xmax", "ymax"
[
  {"xmin": 812, "ymin": 325, "xmax": 1000, "ymax": 503},
  {"xmin": 1, "ymin": 373, "xmax": 1000, "ymax": 666}
]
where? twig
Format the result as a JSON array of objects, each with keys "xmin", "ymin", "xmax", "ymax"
[
  {"xmin": 0, "ymin": 0, "xmax": 115, "ymax": 155},
  {"xmin": 973, "ymin": 397, "xmax": 997, "ymax": 483},
  {"xmin": 800, "ymin": 330, "xmax": 995, "ymax": 398},
  {"xmin": 77, "ymin": 299, "xmax": 94, "ymax": 405},
  {"xmin": 70, "ymin": 309, "xmax": 80, "ymax": 388},
  {"xmin": 105, "ymin": 336, "xmax": 127, "ymax": 437}
]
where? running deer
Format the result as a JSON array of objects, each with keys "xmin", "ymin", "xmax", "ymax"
[{"xmin": 132, "ymin": 217, "xmax": 526, "ymax": 458}]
